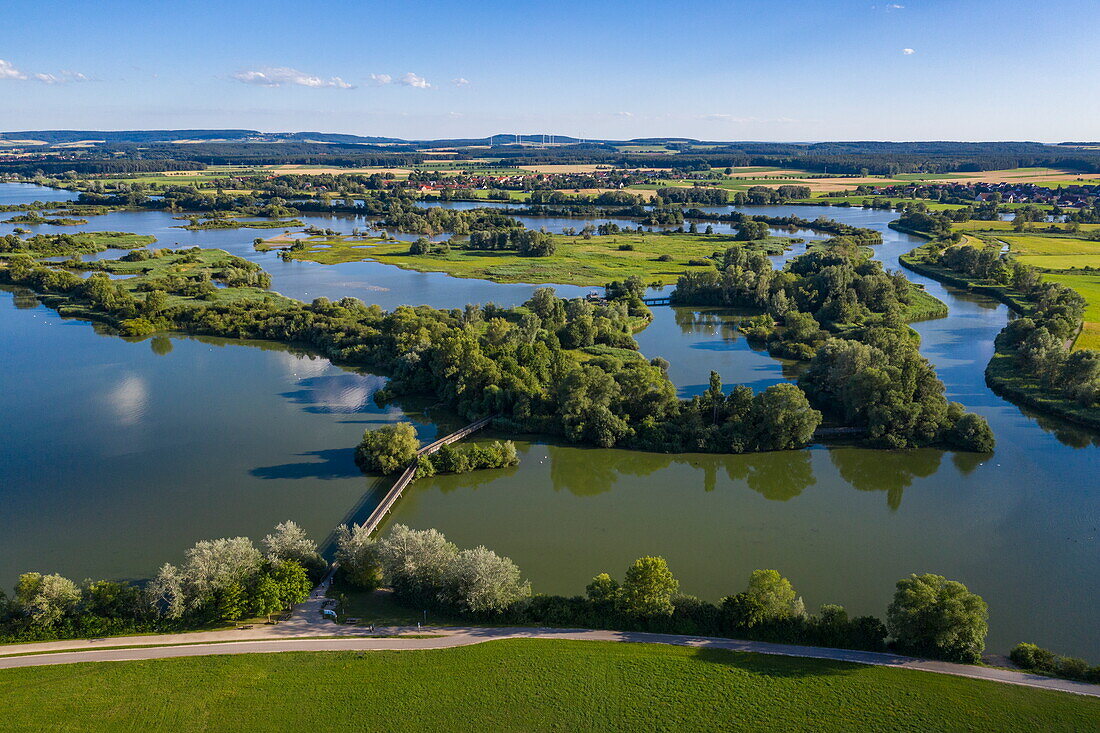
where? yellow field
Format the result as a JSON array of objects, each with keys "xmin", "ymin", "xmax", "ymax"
[
  {"xmin": 269, "ymin": 165, "xmax": 413, "ymax": 176},
  {"xmin": 518, "ymin": 164, "xmax": 615, "ymax": 174}
]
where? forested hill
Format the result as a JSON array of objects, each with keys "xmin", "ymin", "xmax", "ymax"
[
  {"xmin": 0, "ymin": 130, "xmax": 404, "ymax": 145},
  {"xmin": 5, "ymin": 132, "xmax": 1100, "ymax": 174}
]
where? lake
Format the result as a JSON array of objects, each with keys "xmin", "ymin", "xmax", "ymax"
[{"xmin": 0, "ymin": 183, "xmax": 1096, "ymax": 657}]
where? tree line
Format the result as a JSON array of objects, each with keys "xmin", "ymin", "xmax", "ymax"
[
  {"xmin": 337, "ymin": 523, "xmax": 993, "ymax": 664},
  {"xmin": 0, "ymin": 522, "xmax": 322, "ymax": 642}
]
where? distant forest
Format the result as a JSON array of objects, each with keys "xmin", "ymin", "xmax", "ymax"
[{"xmin": 4, "ymin": 132, "xmax": 1100, "ymax": 175}]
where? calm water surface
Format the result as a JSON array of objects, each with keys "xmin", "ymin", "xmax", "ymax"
[{"xmin": 1, "ymin": 184, "xmax": 1097, "ymax": 656}]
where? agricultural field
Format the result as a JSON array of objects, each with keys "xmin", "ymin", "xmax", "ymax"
[
  {"xmin": 267, "ymin": 231, "xmax": 794, "ymax": 286},
  {"xmin": 952, "ymin": 222, "xmax": 1100, "ymax": 349},
  {"xmin": 1000, "ymin": 235, "xmax": 1100, "ymax": 270},
  {"xmin": 1042, "ymin": 272, "xmax": 1100, "ymax": 349},
  {"xmin": 0, "ymin": 640, "xmax": 1096, "ymax": 732}
]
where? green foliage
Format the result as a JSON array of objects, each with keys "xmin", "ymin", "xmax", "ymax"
[
  {"xmin": 335, "ymin": 524, "xmax": 383, "ymax": 591},
  {"xmin": 887, "ymin": 573, "xmax": 989, "ymax": 663},
  {"xmin": 423, "ymin": 440, "xmax": 518, "ymax": 476},
  {"xmin": 1010, "ymin": 643, "xmax": 1100, "ymax": 683},
  {"xmin": 617, "ymin": 556, "xmax": 679, "ymax": 618},
  {"xmin": 0, "ymin": 523, "xmax": 322, "ymax": 642},
  {"xmin": 355, "ymin": 422, "xmax": 421, "ymax": 475},
  {"xmin": 370, "ymin": 525, "xmax": 529, "ymax": 613}
]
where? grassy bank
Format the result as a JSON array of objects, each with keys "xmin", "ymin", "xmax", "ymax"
[
  {"xmin": 271, "ymin": 232, "xmax": 794, "ymax": 286},
  {"xmin": 0, "ymin": 640, "xmax": 1096, "ymax": 731}
]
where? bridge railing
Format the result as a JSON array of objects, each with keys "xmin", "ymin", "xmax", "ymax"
[{"xmin": 358, "ymin": 414, "xmax": 499, "ymax": 536}]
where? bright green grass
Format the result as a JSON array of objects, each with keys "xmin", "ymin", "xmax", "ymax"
[
  {"xmin": 0, "ymin": 640, "xmax": 1096, "ymax": 732},
  {"xmin": 1001, "ymin": 234, "xmax": 1100, "ymax": 257},
  {"xmin": 954, "ymin": 221, "xmax": 1100, "ymax": 233},
  {"xmin": 1042, "ymin": 271, "xmax": 1100, "ymax": 349},
  {"xmin": 1005, "ymin": 233, "xmax": 1100, "ymax": 270},
  {"xmin": 280, "ymin": 232, "xmax": 793, "ymax": 286}
]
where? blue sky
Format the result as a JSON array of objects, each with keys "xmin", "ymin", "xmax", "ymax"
[{"xmin": 2, "ymin": 0, "xmax": 1097, "ymax": 141}]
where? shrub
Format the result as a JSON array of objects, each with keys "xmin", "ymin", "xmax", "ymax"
[{"xmin": 355, "ymin": 423, "xmax": 420, "ymax": 475}]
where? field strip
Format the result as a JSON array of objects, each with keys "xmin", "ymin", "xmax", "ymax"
[{"xmin": 1, "ymin": 627, "xmax": 1098, "ymax": 697}]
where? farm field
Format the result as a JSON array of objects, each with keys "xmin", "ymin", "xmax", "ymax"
[
  {"xmin": 954, "ymin": 221, "xmax": 1100, "ymax": 233},
  {"xmin": 0, "ymin": 640, "xmax": 1096, "ymax": 732},
  {"xmin": 1042, "ymin": 271, "xmax": 1100, "ymax": 349},
  {"xmin": 1000, "ymin": 234, "xmax": 1100, "ymax": 269},
  {"xmin": 949, "ymin": 223, "xmax": 1100, "ymax": 350}
]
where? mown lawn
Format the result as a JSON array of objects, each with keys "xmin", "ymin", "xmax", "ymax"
[{"xmin": 0, "ymin": 640, "xmax": 1096, "ymax": 731}]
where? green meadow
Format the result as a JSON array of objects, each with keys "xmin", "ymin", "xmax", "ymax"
[{"xmin": 0, "ymin": 640, "xmax": 1096, "ymax": 732}]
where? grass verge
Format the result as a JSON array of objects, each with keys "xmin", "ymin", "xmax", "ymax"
[{"xmin": 0, "ymin": 639, "xmax": 1096, "ymax": 731}]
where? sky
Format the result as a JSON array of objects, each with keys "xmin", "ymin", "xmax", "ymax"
[{"xmin": 2, "ymin": 0, "xmax": 1098, "ymax": 142}]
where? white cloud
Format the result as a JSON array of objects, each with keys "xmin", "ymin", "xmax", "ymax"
[
  {"xmin": 232, "ymin": 67, "xmax": 354, "ymax": 89},
  {"xmin": 396, "ymin": 72, "xmax": 431, "ymax": 89},
  {"xmin": 367, "ymin": 73, "xmax": 393, "ymax": 86},
  {"xmin": 33, "ymin": 70, "xmax": 89, "ymax": 84},
  {"xmin": 451, "ymin": 77, "xmax": 470, "ymax": 87},
  {"xmin": 1, "ymin": 59, "xmax": 89, "ymax": 83},
  {"xmin": 888, "ymin": 4, "xmax": 905, "ymax": 9},
  {"xmin": 615, "ymin": 111, "xmax": 634, "ymax": 118},
  {"xmin": 902, "ymin": 48, "xmax": 916, "ymax": 55},
  {"xmin": 0, "ymin": 59, "xmax": 27, "ymax": 80}
]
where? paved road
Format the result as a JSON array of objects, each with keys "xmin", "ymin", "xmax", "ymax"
[{"xmin": 2, "ymin": 624, "xmax": 1099, "ymax": 698}]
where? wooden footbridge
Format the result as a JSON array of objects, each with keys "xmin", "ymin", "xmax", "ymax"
[{"xmin": 357, "ymin": 415, "xmax": 498, "ymax": 536}]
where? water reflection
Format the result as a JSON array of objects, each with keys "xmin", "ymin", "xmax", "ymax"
[
  {"xmin": 106, "ymin": 374, "xmax": 149, "ymax": 427},
  {"xmin": 8, "ymin": 286, "xmax": 39, "ymax": 309},
  {"xmin": 150, "ymin": 336, "xmax": 173, "ymax": 356},
  {"xmin": 673, "ymin": 307, "xmax": 745, "ymax": 340},
  {"xmin": 829, "ymin": 447, "xmax": 942, "ymax": 510},
  {"xmin": 725, "ymin": 450, "xmax": 816, "ymax": 501},
  {"xmin": 280, "ymin": 373, "xmax": 389, "ymax": 414},
  {"xmin": 547, "ymin": 444, "xmax": 675, "ymax": 496}
]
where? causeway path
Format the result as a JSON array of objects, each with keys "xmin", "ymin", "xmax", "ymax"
[{"xmin": 1, "ymin": 606, "xmax": 1098, "ymax": 698}]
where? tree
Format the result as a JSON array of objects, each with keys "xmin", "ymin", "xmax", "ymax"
[
  {"xmin": 735, "ymin": 219, "xmax": 770, "ymax": 241},
  {"xmin": 887, "ymin": 573, "xmax": 988, "ymax": 663},
  {"xmin": 355, "ymin": 422, "xmax": 420, "ymax": 475},
  {"xmin": 15, "ymin": 573, "xmax": 80, "ymax": 627},
  {"xmin": 586, "ymin": 573, "xmax": 620, "ymax": 605},
  {"xmin": 749, "ymin": 384, "xmax": 821, "ymax": 450},
  {"xmin": 441, "ymin": 546, "xmax": 530, "ymax": 614},
  {"xmin": 181, "ymin": 537, "xmax": 262, "ymax": 611},
  {"xmin": 335, "ymin": 523, "xmax": 383, "ymax": 590},
  {"xmin": 741, "ymin": 569, "xmax": 800, "ymax": 625},
  {"xmin": 262, "ymin": 520, "xmax": 322, "ymax": 571},
  {"xmin": 250, "ymin": 575, "xmax": 282, "ymax": 620},
  {"xmin": 215, "ymin": 581, "xmax": 247, "ymax": 621},
  {"xmin": 270, "ymin": 560, "xmax": 312, "ymax": 608},
  {"xmin": 376, "ymin": 524, "xmax": 459, "ymax": 603},
  {"xmin": 145, "ymin": 563, "xmax": 185, "ymax": 619},
  {"xmin": 617, "ymin": 556, "xmax": 679, "ymax": 617}
]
